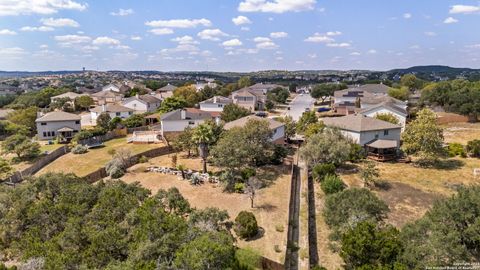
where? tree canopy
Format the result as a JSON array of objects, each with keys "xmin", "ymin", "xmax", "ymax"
[
  {"xmin": 310, "ymin": 83, "xmax": 348, "ymax": 101},
  {"xmin": 300, "ymin": 128, "xmax": 351, "ymax": 166},
  {"xmin": 221, "ymin": 103, "xmax": 251, "ymax": 122}
]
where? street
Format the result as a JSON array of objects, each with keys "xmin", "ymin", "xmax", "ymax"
[{"xmin": 285, "ymin": 94, "xmax": 315, "ymax": 121}]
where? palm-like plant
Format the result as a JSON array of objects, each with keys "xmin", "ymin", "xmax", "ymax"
[{"xmin": 192, "ymin": 123, "xmax": 215, "ymax": 173}]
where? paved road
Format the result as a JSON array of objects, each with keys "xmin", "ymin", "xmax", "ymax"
[{"xmin": 285, "ymin": 94, "xmax": 315, "ymax": 121}]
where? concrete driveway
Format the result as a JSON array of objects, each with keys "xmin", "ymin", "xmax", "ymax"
[{"xmin": 285, "ymin": 94, "xmax": 315, "ymax": 121}]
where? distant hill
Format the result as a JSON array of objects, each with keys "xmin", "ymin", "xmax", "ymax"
[
  {"xmin": 389, "ymin": 65, "xmax": 479, "ymax": 74},
  {"xmin": 0, "ymin": 70, "xmax": 84, "ymax": 78}
]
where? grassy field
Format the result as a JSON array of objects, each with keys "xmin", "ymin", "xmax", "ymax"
[
  {"xmin": 442, "ymin": 122, "xmax": 480, "ymax": 144},
  {"xmin": 120, "ymin": 153, "xmax": 292, "ymax": 263},
  {"xmin": 37, "ymin": 138, "xmax": 160, "ymax": 177}
]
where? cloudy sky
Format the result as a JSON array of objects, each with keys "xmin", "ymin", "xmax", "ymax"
[{"xmin": 0, "ymin": 0, "xmax": 479, "ymax": 71}]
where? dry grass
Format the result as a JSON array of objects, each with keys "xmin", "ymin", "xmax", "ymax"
[
  {"xmin": 120, "ymin": 156, "xmax": 292, "ymax": 263},
  {"xmin": 442, "ymin": 122, "xmax": 480, "ymax": 144},
  {"xmin": 36, "ymin": 138, "xmax": 160, "ymax": 177}
]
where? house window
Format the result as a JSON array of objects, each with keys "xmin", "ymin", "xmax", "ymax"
[
  {"xmin": 41, "ymin": 122, "xmax": 47, "ymax": 126},
  {"xmin": 52, "ymin": 131, "xmax": 55, "ymax": 137},
  {"xmin": 43, "ymin": 132, "xmax": 47, "ymax": 137},
  {"xmin": 129, "ymin": 112, "xmax": 133, "ymax": 115},
  {"xmin": 188, "ymin": 121, "xmax": 195, "ymax": 125},
  {"xmin": 375, "ymin": 134, "xmax": 379, "ymax": 139},
  {"xmin": 75, "ymin": 120, "xmax": 80, "ymax": 124},
  {"xmin": 384, "ymin": 130, "xmax": 389, "ymax": 136},
  {"xmin": 116, "ymin": 112, "xmax": 121, "ymax": 116}
]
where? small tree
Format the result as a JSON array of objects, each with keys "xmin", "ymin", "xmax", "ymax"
[
  {"xmin": 466, "ymin": 139, "xmax": 480, "ymax": 158},
  {"xmin": 192, "ymin": 123, "xmax": 215, "ymax": 173},
  {"xmin": 0, "ymin": 158, "xmax": 13, "ymax": 180},
  {"xmin": 300, "ymin": 128, "xmax": 352, "ymax": 167},
  {"xmin": 375, "ymin": 113, "xmax": 400, "ymax": 125},
  {"xmin": 388, "ymin": 86, "xmax": 410, "ymax": 101},
  {"xmin": 276, "ymin": 116, "xmax": 296, "ymax": 139},
  {"xmin": 296, "ymin": 111, "xmax": 317, "ymax": 134},
  {"xmin": 312, "ymin": 163, "xmax": 336, "ymax": 182},
  {"xmin": 401, "ymin": 108, "xmax": 445, "ymax": 163},
  {"xmin": 245, "ymin": 177, "xmax": 262, "ymax": 208},
  {"xmin": 221, "ymin": 103, "xmax": 251, "ymax": 122},
  {"xmin": 360, "ymin": 161, "xmax": 380, "ymax": 188},
  {"xmin": 2, "ymin": 134, "xmax": 40, "ymax": 160},
  {"xmin": 320, "ymin": 174, "xmax": 345, "ymax": 195},
  {"xmin": 234, "ymin": 211, "xmax": 259, "ymax": 239},
  {"xmin": 96, "ymin": 112, "xmax": 112, "ymax": 131},
  {"xmin": 75, "ymin": 95, "xmax": 94, "ymax": 111}
]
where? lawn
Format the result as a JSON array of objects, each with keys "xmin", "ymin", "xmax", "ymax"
[
  {"xmin": 36, "ymin": 137, "xmax": 160, "ymax": 177},
  {"xmin": 442, "ymin": 122, "xmax": 480, "ymax": 144},
  {"xmin": 120, "ymin": 153, "xmax": 292, "ymax": 263}
]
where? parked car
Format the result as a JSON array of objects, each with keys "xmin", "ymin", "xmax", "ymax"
[
  {"xmin": 304, "ymin": 108, "xmax": 310, "ymax": 112},
  {"xmin": 317, "ymin": 107, "xmax": 331, "ymax": 112},
  {"xmin": 255, "ymin": 111, "xmax": 268, "ymax": 118}
]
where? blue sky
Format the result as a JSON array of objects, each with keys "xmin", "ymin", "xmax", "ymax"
[{"xmin": 0, "ymin": 0, "xmax": 479, "ymax": 71}]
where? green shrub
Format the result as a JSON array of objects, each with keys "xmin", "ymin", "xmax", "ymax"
[
  {"xmin": 71, "ymin": 144, "xmax": 88, "ymax": 154},
  {"xmin": 312, "ymin": 163, "xmax": 336, "ymax": 182},
  {"xmin": 234, "ymin": 211, "xmax": 259, "ymax": 239},
  {"xmin": 138, "ymin": 155, "xmax": 149, "ymax": 163},
  {"xmin": 270, "ymin": 144, "xmax": 288, "ymax": 164},
  {"xmin": 466, "ymin": 139, "xmax": 480, "ymax": 157},
  {"xmin": 320, "ymin": 174, "xmax": 345, "ymax": 195},
  {"xmin": 234, "ymin": 183, "xmax": 245, "ymax": 193},
  {"xmin": 349, "ymin": 143, "xmax": 366, "ymax": 162},
  {"xmin": 447, "ymin": 143, "xmax": 466, "ymax": 157},
  {"xmin": 235, "ymin": 248, "xmax": 261, "ymax": 269},
  {"xmin": 105, "ymin": 158, "xmax": 126, "ymax": 178},
  {"xmin": 274, "ymin": 245, "xmax": 282, "ymax": 253},
  {"xmin": 275, "ymin": 224, "xmax": 284, "ymax": 232},
  {"xmin": 240, "ymin": 167, "xmax": 256, "ymax": 180}
]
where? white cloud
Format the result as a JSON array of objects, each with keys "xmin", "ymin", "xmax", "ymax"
[
  {"xmin": 253, "ymin": 36, "xmax": 271, "ymax": 43},
  {"xmin": 0, "ymin": 47, "xmax": 26, "ymax": 58},
  {"xmin": 160, "ymin": 44, "xmax": 199, "ymax": 55},
  {"xmin": 425, "ymin": 31, "xmax": 437, "ymax": 37},
  {"xmin": 131, "ymin": 36, "xmax": 142, "ymax": 41},
  {"xmin": 39, "ymin": 44, "xmax": 49, "ymax": 49},
  {"xmin": 92, "ymin": 36, "xmax": 120, "ymax": 45},
  {"xmin": 110, "ymin": 8, "xmax": 134, "ymax": 16},
  {"xmin": 171, "ymin": 35, "xmax": 198, "ymax": 45},
  {"xmin": 0, "ymin": 29, "xmax": 16, "ymax": 35},
  {"xmin": 270, "ymin": 31, "xmax": 288, "ymax": 38},
  {"xmin": 304, "ymin": 33, "xmax": 334, "ymax": 43},
  {"xmin": 222, "ymin": 39, "xmax": 242, "ymax": 47},
  {"xmin": 0, "ymin": 0, "xmax": 87, "ymax": 16},
  {"xmin": 197, "ymin": 29, "xmax": 228, "ymax": 41},
  {"xmin": 403, "ymin": 13, "xmax": 412, "ymax": 19},
  {"xmin": 256, "ymin": 41, "xmax": 278, "ymax": 49},
  {"xmin": 466, "ymin": 44, "xmax": 480, "ymax": 48},
  {"xmin": 54, "ymin": 34, "xmax": 91, "ymax": 47},
  {"xmin": 444, "ymin": 17, "xmax": 458, "ymax": 24},
  {"xmin": 350, "ymin": 52, "xmax": 361, "ymax": 56},
  {"xmin": 149, "ymin": 28, "xmax": 174, "ymax": 35},
  {"xmin": 232, "ymin": 15, "xmax": 252, "ymax": 25},
  {"xmin": 41, "ymin": 17, "xmax": 79, "ymax": 27},
  {"xmin": 20, "ymin": 26, "xmax": 54, "ymax": 32},
  {"xmin": 409, "ymin": 45, "xmax": 420, "ymax": 49},
  {"xmin": 308, "ymin": 53, "xmax": 317, "ymax": 58},
  {"xmin": 326, "ymin": 42, "xmax": 351, "ymax": 48},
  {"xmin": 326, "ymin": 31, "xmax": 342, "ymax": 36},
  {"xmin": 80, "ymin": 45, "xmax": 99, "ymax": 52},
  {"xmin": 238, "ymin": 0, "xmax": 316, "ymax": 13},
  {"xmin": 449, "ymin": 5, "xmax": 480, "ymax": 14},
  {"xmin": 367, "ymin": 49, "xmax": 377, "ymax": 54},
  {"xmin": 241, "ymin": 26, "xmax": 250, "ymax": 31},
  {"xmin": 145, "ymin": 18, "xmax": 211, "ymax": 28}
]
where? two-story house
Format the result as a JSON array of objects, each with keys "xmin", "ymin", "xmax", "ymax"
[
  {"xmin": 223, "ymin": 115, "xmax": 286, "ymax": 144},
  {"xmin": 90, "ymin": 104, "xmax": 134, "ymax": 124},
  {"xmin": 122, "ymin": 94, "xmax": 161, "ymax": 113},
  {"xmin": 199, "ymin": 96, "xmax": 232, "ymax": 112},
  {"xmin": 160, "ymin": 108, "xmax": 220, "ymax": 138},
  {"xmin": 35, "ymin": 111, "xmax": 81, "ymax": 141}
]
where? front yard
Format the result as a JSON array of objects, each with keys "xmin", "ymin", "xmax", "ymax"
[
  {"xmin": 36, "ymin": 137, "xmax": 160, "ymax": 177},
  {"xmin": 119, "ymin": 152, "xmax": 292, "ymax": 263}
]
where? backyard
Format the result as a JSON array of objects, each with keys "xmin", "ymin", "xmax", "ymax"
[
  {"xmin": 442, "ymin": 121, "xmax": 480, "ymax": 144},
  {"xmin": 36, "ymin": 137, "xmax": 160, "ymax": 177},
  {"xmin": 119, "ymin": 152, "xmax": 292, "ymax": 263}
]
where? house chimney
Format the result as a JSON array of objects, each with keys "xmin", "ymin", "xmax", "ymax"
[{"xmin": 180, "ymin": 109, "xmax": 186, "ymax": 120}]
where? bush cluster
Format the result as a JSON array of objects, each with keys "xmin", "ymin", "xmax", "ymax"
[
  {"xmin": 71, "ymin": 144, "xmax": 88, "ymax": 154},
  {"xmin": 234, "ymin": 211, "xmax": 259, "ymax": 239}
]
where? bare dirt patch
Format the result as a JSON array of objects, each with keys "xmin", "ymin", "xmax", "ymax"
[
  {"xmin": 121, "ymin": 157, "xmax": 292, "ymax": 263},
  {"xmin": 442, "ymin": 122, "xmax": 480, "ymax": 144}
]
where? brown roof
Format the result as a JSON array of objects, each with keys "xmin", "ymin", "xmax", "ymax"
[
  {"xmin": 35, "ymin": 111, "xmax": 81, "ymax": 122},
  {"xmin": 158, "ymin": 84, "xmax": 177, "ymax": 92},
  {"xmin": 90, "ymin": 104, "xmax": 134, "ymax": 113},
  {"xmin": 160, "ymin": 108, "xmax": 217, "ymax": 121},
  {"xmin": 322, "ymin": 115, "xmax": 401, "ymax": 132},
  {"xmin": 358, "ymin": 84, "xmax": 390, "ymax": 94},
  {"xmin": 91, "ymin": 90, "xmax": 123, "ymax": 98},
  {"xmin": 224, "ymin": 115, "xmax": 284, "ymax": 130}
]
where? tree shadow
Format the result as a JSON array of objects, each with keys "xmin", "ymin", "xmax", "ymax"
[
  {"xmin": 336, "ymin": 163, "xmax": 360, "ymax": 175},
  {"xmin": 373, "ymin": 180, "xmax": 392, "ymax": 191},
  {"xmin": 415, "ymin": 158, "xmax": 465, "ymax": 170},
  {"xmin": 244, "ymin": 227, "xmax": 265, "ymax": 241},
  {"xmin": 255, "ymin": 203, "xmax": 277, "ymax": 212},
  {"xmin": 256, "ymin": 166, "xmax": 283, "ymax": 187}
]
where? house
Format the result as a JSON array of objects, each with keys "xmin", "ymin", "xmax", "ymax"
[
  {"xmin": 160, "ymin": 108, "xmax": 220, "ymax": 137},
  {"xmin": 90, "ymin": 104, "xmax": 134, "ymax": 123},
  {"xmin": 322, "ymin": 114, "xmax": 402, "ymax": 161},
  {"xmin": 199, "ymin": 96, "xmax": 232, "ymax": 112},
  {"xmin": 333, "ymin": 88, "xmax": 407, "ymax": 116},
  {"xmin": 357, "ymin": 84, "xmax": 390, "ymax": 96},
  {"xmin": 195, "ymin": 81, "xmax": 218, "ymax": 91},
  {"xmin": 35, "ymin": 111, "xmax": 81, "ymax": 141},
  {"xmin": 158, "ymin": 83, "xmax": 177, "ymax": 92},
  {"xmin": 223, "ymin": 115, "xmax": 286, "ymax": 144},
  {"xmin": 231, "ymin": 83, "xmax": 286, "ymax": 111},
  {"xmin": 50, "ymin": 92, "xmax": 89, "ymax": 110},
  {"xmin": 91, "ymin": 90, "xmax": 123, "ymax": 105},
  {"xmin": 122, "ymin": 94, "xmax": 161, "ymax": 113},
  {"xmin": 102, "ymin": 83, "xmax": 131, "ymax": 94},
  {"xmin": 358, "ymin": 101, "xmax": 407, "ymax": 129}
]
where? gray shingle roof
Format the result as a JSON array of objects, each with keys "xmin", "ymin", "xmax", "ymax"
[
  {"xmin": 90, "ymin": 104, "xmax": 134, "ymax": 113},
  {"xmin": 224, "ymin": 115, "xmax": 284, "ymax": 130},
  {"xmin": 199, "ymin": 96, "xmax": 232, "ymax": 105},
  {"xmin": 160, "ymin": 108, "xmax": 215, "ymax": 121},
  {"xmin": 158, "ymin": 84, "xmax": 177, "ymax": 92},
  {"xmin": 35, "ymin": 111, "xmax": 81, "ymax": 122},
  {"xmin": 322, "ymin": 115, "xmax": 401, "ymax": 132},
  {"xmin": 358, "ymin": 101, "xmax": 407, "ymax": 116},
  {"xmin": 358, "ymin": 84, "xmax": 390, "ymax": 94}
]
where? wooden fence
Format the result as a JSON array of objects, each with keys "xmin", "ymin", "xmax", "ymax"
[
  {"xmin": 261, "ymin": 256, "xmax": 285, "ymax": 270},
  {"xmin": 5, "ymin": 145, "xmax": 69, "ymax": 183},
  {"xmin": 83, "ymin": 145, "xmax": 172, "ymax": 184}
]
